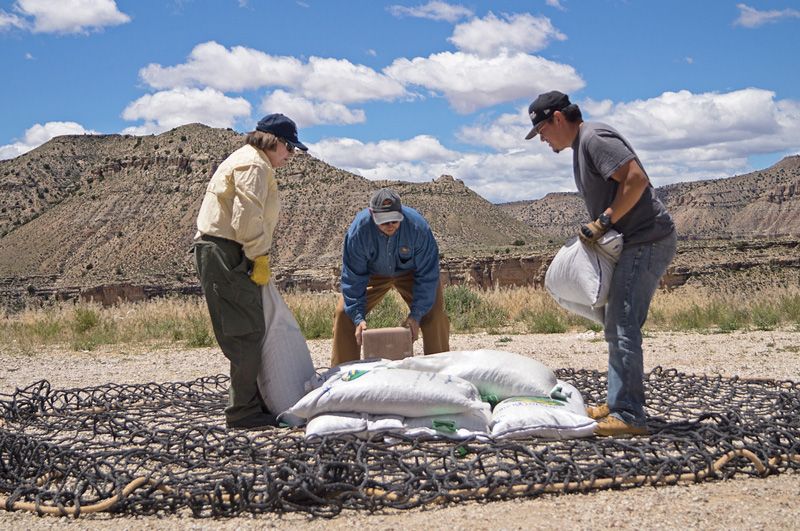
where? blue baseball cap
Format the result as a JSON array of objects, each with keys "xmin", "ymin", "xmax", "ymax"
[{"xmin": 255, "ymin": 113, "xmax": 308, "ymax": 151}]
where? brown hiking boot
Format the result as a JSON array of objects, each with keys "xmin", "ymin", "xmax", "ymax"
[
  {"xmin": 594, "ymin": 416, "xmax": 649, "ymax": 437},
  {"xmin": 585, "ymin": 403, "xmax": 610, "ymax": 419}
]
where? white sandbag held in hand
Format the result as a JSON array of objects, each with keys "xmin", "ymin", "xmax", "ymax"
[
  {"xmin": 257, "ymin": 283, "xmax": 316, "ymax": 426},
  {"xmin": 544, "ymin": 230, "xmax": 624, "ymax": 323}
]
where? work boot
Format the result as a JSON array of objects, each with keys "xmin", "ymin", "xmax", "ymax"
[
  {"xmin": 585, "ymin": 403, "xmax": 610, "ymax": 419},
  {"xmin": 594, "ymin": 415, "xmax": 649, "ymax": 437},
  {"xmin": 226, "ymin": 412, "xmax": 278, "ymax": 430}
]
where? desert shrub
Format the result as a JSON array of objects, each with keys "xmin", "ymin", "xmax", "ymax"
[
  {"xmin": 751, "ymin": 302, "xmax": 781, "ymax": 331},
  {"xmin": 444, "ymin": 285, "xmax": 507, "ymax": 332},
  {"xmin": 72, "ymin": 307, "xmax": 99, "ymax": 334},
  {"xmin": 366, "ymin": 292, "xmax": 406, "ymax": 328},
  {"xmin": 286, "ymin": 292, "xmax": 336, "ymax": 339},
  {"xmin": 186, "ymin": 315, "xmax": 215, "ymax": 347},
  {"xmin": 69, "ymin": 306, "xmax": 117, "ymax": 351},
  {"xmin": 778, "ymin": 293, "xmax": 800, "ymax": 324},
  {"xmin": 519, "ymin": 307, "xmax": 567, "ymax": 334}
]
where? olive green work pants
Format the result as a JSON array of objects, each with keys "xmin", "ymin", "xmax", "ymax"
[
  {"xmin": 193, "ymin": 235, "xmax": 266, "ymax": 422},
  {"xmin": 331, "ymin": 272, "xmax": 450, "ymax": 366}
]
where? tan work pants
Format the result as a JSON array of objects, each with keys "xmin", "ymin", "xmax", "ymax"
[{"xmin": 331, "ymin": 272, "xmax": 450, "ymax": 366}]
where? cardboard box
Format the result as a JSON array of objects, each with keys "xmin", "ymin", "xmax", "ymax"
[{"xmin": 361, "ymin": 327, "xmax": 413, "ymax": 360}]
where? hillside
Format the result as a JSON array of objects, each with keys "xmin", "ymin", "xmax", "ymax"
[
  {"xmin": 498, "ymin": 155, "xmax": 800, "ymax": 241},
  {"xmin": 1, "ymin": 125, "xmax": 798, "ymax": 309},
  {"xmin": 0, "ymin": 125, "xmax": 539, "ymax": 298}
]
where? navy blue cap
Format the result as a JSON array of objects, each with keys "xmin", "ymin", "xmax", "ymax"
[{"xmin": 255, "ymin": 113, "xmax": 308, "ymax": 151}]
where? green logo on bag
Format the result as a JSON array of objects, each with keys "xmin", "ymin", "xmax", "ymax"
[
  {"xmin": 510, "ymin": 396, "xmax": 565, "ymax": 407},
  {"xmin": 431, "ymin": 420, "xmax": 457, "ymax": 433},
  {"xmin": 342, "ymin": 369, "xmax": 368, "ymax": 381}
]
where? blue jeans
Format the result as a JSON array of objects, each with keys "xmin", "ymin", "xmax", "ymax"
[{"xmin": 604, "ymin": 231, "xmax": 677, "ymax": 426}]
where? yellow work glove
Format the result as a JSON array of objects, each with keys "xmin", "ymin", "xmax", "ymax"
[{"xmin": 249, "ymin": 255, "xmax": 271, "ymax": 285}]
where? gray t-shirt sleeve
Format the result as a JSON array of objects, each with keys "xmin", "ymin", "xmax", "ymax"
[{"xmin": 584, "ymin": 131, "xmax": 636, "ymax": 181}]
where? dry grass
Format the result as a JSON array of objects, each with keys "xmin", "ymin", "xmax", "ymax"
[{"xmin": 1, "ymin": 285, "xmax": 798, "ymax": 353}]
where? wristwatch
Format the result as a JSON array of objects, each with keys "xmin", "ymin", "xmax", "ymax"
[{"xmin": 598, "ymin": 212, "xmax": 612, "ymax": 228}]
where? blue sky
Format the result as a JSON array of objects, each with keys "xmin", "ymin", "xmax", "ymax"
[{"xmin": 2, "ymin": 1, "xmax": 799, "ymax": 202}]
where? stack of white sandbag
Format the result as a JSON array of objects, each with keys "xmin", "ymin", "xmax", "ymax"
[
  {"xmin": 544, "ymin": 230, "xmax": 624, "ymax": 324},
  {"xmin": 284, "ymin": 350, "xmax": 596, "ymax": 440},
  {"xmin": 285, "ymin": 360, "xmax": 491, "ymax": 439}
]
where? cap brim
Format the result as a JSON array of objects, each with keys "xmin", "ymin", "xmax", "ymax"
[
  {"xmin": 372, "ymin": 211, "xmax": 404, "ymax": 225},
  {"xmin": 288, "ymin": 139, "xmax": 309, "ymax": 151},
  {"xmin": 525, "ymin": 126, "xmax": 538, "ymax": 140}
]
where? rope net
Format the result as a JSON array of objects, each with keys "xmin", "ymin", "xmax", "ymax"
[{"xmin": 1, "ymin": 367, "xmax": 798, "ymax": 518}]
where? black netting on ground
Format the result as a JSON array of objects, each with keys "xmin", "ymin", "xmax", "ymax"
[{"xmin": 1, "ymin": 367, "xmax": 798, "ymax": 518}]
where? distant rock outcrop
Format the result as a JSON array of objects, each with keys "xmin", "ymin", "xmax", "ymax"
[{"xmin": 498, "ymin": 155, "xmax": 800, "ymax": 240}]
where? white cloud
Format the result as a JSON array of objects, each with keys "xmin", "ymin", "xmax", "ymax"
[
  {"xmin": 583, "ymin": 88, "xmax": 799, "ymax": 154},
  {"xmin": 139, "ymin": 42, "xmax": 406, "ymax": 104},
  {"xmin": 734, "ymin": 3, "xmax": 800, "ymax": 28},
  {"xmin": 121, "ymin": 87, "xmax": 251, "ymax": 134},
  {"xmin": 14, "ymin": 0, "xmax": 130, "ymax": 34},
  {"xmin": 387, "ymin": 1, "xmax": 473, "ymax": 22},
  {"xmin": 0, "ymin": 10, "xmax": 25, "ymax": 30},
  {"xmin": 546, "ymin": 0, "xmax": 566, "ymax": 11},
  {"xmin": 302, "ymin": 56, "xmax": 407, "ymax": 104},
  {"xmin": 449, "ymin": 12, "xmax": 566, "ymax": 57},
  {"xmin": 307, "ymin": 87, "xmax": 800, "ymax": 202},
  {"xmin": 260, "ymin": 90, "xmax": 365, "ymax": 127},
  {"xmin": 309, "ymin": 135, "xmax": 458, "ymax": 169},
  {"xmin": 457, "ymin": 108, "xmax": 533, "ymax": 151},
  {"xmin": 385, "ymin": 51, "xmax": 584, "ymax": 113},
  {"xmin": 306, "ymin": 133, "xmax": 573, "ymax": 203},
  {"xmin": 139, "ymin": 41, "xmax": 306, "ymax": 92},
  {"xmin": 0, "ymin": 121, "xmax": 97, "ymax": 160}
]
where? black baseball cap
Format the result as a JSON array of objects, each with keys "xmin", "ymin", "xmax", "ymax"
[
  {"xmin": 524, "ymin": 91, "xmax": 572, "ymax": 140},
  {"xmin": 255, "ymin": 113, "xmax": 308, "ymax": 151}
]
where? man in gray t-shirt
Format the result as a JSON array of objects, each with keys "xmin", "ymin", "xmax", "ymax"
[{"xmin": 525, "ymin": 90, "xmax": 677, "ymax": 437}]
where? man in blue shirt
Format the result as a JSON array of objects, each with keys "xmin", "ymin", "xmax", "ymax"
[{"xmin": 331, "ymin": 188, "xmax": 450, "ymax": 366}]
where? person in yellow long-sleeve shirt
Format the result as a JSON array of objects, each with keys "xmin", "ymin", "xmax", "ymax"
[{"xmin": 193, "ymin": 113, "xmax": 307, "ymax": 430}]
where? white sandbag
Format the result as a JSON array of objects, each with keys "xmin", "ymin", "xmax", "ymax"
[
  {"xmin": 287, "ymin": 367, "xmax": 483, "ymax": 420},
  {"xmin": 403, "ymin": 407, "xmax": 490, "ymax": 439},
  {"xmin": 306, "ymin": 412, "xmax": 368, "ymax": 438},
  {"xmin": 555, "ymin": 298, "xmax": 604, "ymax": 325},
  {"xmin": 545, "ymin": 231, "xmax": 623, "ymax": 311},
  {"xmin": 306, "ymin": 410, "xmax": 490, "ymax": 440},
  {"xmin": 548, "ymin": 380, "xmax": 588, "ymax": 417},
  {"xmin": 388, "ymin": 349, "xmax": 556, "ymax": 402},
  {"xmin": 304, "ymin": 358, "xmax": 393, "ymax": 392},
  {"xmin": 491, "ymin": 380, "xmax": 596, "ymax": 440},
  {"xmin": 257, "ymin": 282, "xmax": 316, "ymax": 426}
]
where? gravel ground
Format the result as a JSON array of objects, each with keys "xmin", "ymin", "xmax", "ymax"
[{"xmin": 1, "ymin": 329, "xmax": 799, "ymax": 530}]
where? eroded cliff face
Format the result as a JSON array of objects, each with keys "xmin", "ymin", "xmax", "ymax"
[{"xmin": 4, "ymin": 236, "xmax": 796, "ymax": 309}]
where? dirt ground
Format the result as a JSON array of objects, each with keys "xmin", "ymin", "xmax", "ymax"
[{"xmin": 1, "ymin": 329, "xmax": 799, "ymax": 530}]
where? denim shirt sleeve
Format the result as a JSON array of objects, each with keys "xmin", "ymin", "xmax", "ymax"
[
  {"xmin": 409, "ymin": 226, "xmax": 440, "ymax": 321},
  {"xmin": 341, "ymin": 224, "xmax": 370, "ymax": 325}
]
